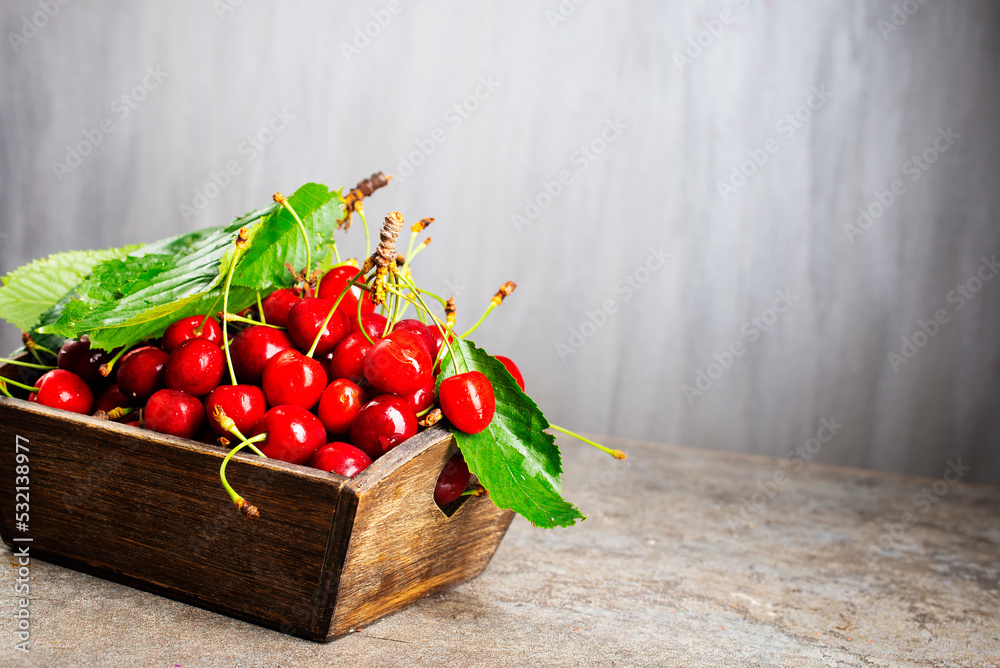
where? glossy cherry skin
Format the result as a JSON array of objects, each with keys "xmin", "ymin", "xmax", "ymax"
[
  {"xmin": 251, "ymin": 405, "xmax": 326, "ymax": 465},
  {"xmin": 317, "ymin": 265, "xmax": 374, "ymax": 319},
  {"xmin": 287, "ymin": 297, "xmax": 351, "ymax": 356},
  {"xmin": 164, "ymin": 339, "xmax": 225, "ymax": 398},
  {"xmin": 261, "ymin": 349, "xmax": 327, "ymax": 410},
  {"xmin": 350, "ymin": 394, "xmax": 418, "ymax": 459},
  {"xmin": 161, "ymin": 315, "xmax": 223, "ymax": 354},
  {"xmin": 429, "ymin": 327, "xmax": 454, "ymax": 371},
  {"xmin": 94, "ymin": 383, "xmax": 133, "ymax": 416},
  {"xmin": 117, "ymin": 347, "xmax": 169, "ymax": 401},
  {"xmin": 398, "ymin": 376, "xmax": 436, "ymax": 414},
  {"xmin": 260, "ymin": 288, "xmax": 302, "ymax": 328},
  {"xmin": 435, "ymin": 452, "xmax": 471, "ymax": 506},
  {"xmin": 229, "ymin": 326, "xmax": 295, "ymax": 385},
  {"xmin": 28, "ymin": 369, "xmax": 94, "ymax": 415},
  {"xmin": 392, "ymin": 319, "xmax": 436, "ymax": 360},
  {"xmin": 363, "ymin": 330, "xmax": 433, "ymax": 395},
  {"xmin": 56, "ymin": 336, "xmax": 114, "ymax": 384},
  {"xmin": 307, "ymin": 441, "xmax": 372, "ymax": 478},
  {"xmin": 203, "ymin": 384, "xmax": 267, "ymax": 437},
  {"xmin": 494, "ymin": 355, "xmax": 525, "ymax": 391},
  {"xmin": 144, "ymin": 389, "xmax": 205, "ymax": 439},
  {"xmin": 327, "ymin": 331, "xmax": 378, "ymax": 383},
  {"xmin": 317, "ymin": 378, "xmax": 363, "ymax": 436},
  {"xmin": 350, "ymin": 312, "xmax": 389, "ymax": 341},
  {"xmin": 438, "ymin": 371, "xmax": 495, "ymax": 434}
]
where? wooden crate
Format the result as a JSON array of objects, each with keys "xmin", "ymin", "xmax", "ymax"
[{"xmin": 0, "ymin": 394, "xmax": 514, "ymax": 641}]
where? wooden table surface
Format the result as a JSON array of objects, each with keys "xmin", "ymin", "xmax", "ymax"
[{"xmin": 1, "ymin": 435, "xmax": 997, "ymax": 667}]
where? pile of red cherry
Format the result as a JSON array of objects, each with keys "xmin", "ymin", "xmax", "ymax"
[{"xmin": 26, "ymin": 264, "xmax": 523, "ymax": 508}]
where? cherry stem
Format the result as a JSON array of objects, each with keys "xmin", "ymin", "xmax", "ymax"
[
  {"xmin": 256, "ymin": 291, "xmax": 266, "ymax": 325},
  {"xmin": 274, "ymin": 193, "xmax": 312, "ymax": 278},
  {"xmin": 460, "ymin": 304, "xmax": 496, "ymax": 339},
  {"xmin": 0, "ymin": 358, "xmax": 55, "ymax": 370},
  {"xmin": 99, "ymin": 346, "xmax": 128, "ymax": 377},
  {"xmin": 197, "ymin": 292, "xmax": 224, "ymax": 335},
  {"xmin": 222, "ymin": 230, "xmax": 249, "ymax": 386},
  {"xmin": 389, "ymin": 272, "xmax": 460, "ymax": 375},
  {"xmin": 548, "ymin": 424, "xmax": 627, "ymax": 460},
  {"xmin": 219, "ymin": 433, "xmax": 269, "ymax": 516},
  {"xmin": 0, "ymin": 377, "xmax": 38, "ymax": 393},
  {"xmin": 305, "ymin": 270, "xmax": 369, "ymax": 358},
  {"xmin": 0, "ymin": 382, "xmax": 11, "ymax": 398},
  {"xmin": 223, "ymin": 313, "xmax": 286, "ymax": 329},
  {"xmin": 25, "ymin": 341, "xmax": 57, "ymax": 357},
  {"xmin": 358, "ymin": 208, "xmax": 371, "ymax": 259}
]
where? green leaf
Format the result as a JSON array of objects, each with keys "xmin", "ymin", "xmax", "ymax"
[
  {"xmin": 437, "ymin": 339, "xmax": 585, "ymax": 529},
  {"xmin": 232, "ymin": 184, "xmax": 345, "ymax": 290},
  {"xmin": 0, "ymin": 246, "xmax": 139, "ymax": 331}
]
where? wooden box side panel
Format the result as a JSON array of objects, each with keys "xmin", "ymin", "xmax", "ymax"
[
  {"xmin": 0, "ymin": 398, "xmax": 349, "ymax": 640},
  {"xmin": 329, "ymin": 426, "xmax": 514, "ymax": 638}
]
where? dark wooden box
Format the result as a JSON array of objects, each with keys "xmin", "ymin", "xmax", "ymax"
[{"xmin": 0, "ymin": 392, "xmax": 514, "ymax": 641}]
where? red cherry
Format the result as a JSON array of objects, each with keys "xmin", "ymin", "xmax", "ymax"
[
  {"xmin": 161, "ymin": 315, "xmax": 223, "ymax": 354},
  {"xmin": 260, "ymin": 288, "xmax": 302, "ymax": 328},
  {"xmin": 327, "ymin": 331, "xmax": 378, "ymax": 383},
  {"xmin": 317, "ymin": 378, "xmax": 363, "ymax": 436},
  {"xmin": 117, "ymin": 347, "xmax": 169, "ymax": 401},
  {"xmin": 251, "ymin": 405, "xmax": 326, "ymax": 465},
  {"xmin": 435, "ymin": 452, "xmax": 471, "ymax": 506},
  {"xmin": 204, "ymin": 384, "xmax": 267, "ymax": 437},
  {"xmin": 392, "ymin": 319, "xmax": 436, "ymax": 360},
  {"xmin": 350, "ymin": 312, "xmax": 389, "ymax": 341},
  {"xmin": 398, "ymin": 375, "xmax": 436, "ymax": 414},
  {"xmin": 144, "ymin": 389, "xmax": 205, "ymax": 439},
  {"xmin": 438, "ymin": 371, "xmax": 495, "ymax": 434},
  {"xmin": 94, "ymin": 383, "xmax": 133, "ymax": 416},
  {"xmin": 317, "ymin": 265, "xmax": 374, "ymax": 319},
  {"xmin": 349, "ymin": 394, "xmax": 418, "ymax": 459},
  {"xmin": 229, "ymin": 325, "xmax": 295, "ymax": 385},
  {"xmin": 56, "ymin": 337, "xmax": 114, "ymax": 384},
  {"xmin": 363, "ymin": 330, "xmax": 432, "ymax": 395},
  {"xmin": 164, "ymin": 339, "xmax": 225, "ymax": 398},
  {"xmin": 287, "ymin": 297, "xmax": 351, "ymax": 356},
  {"xmin": 307, "ymin": 441, "xmax": 372, "ymax": 478},
  {"xmin": 494, "ymin": 355, "xmax": 525, "ymax": 391},
  {"xmin": 28, "ymin": 369, "xmax": 94, "ymax": 414},
  {"xmin": 261, "ymin": 349, "xmax": 327, "ymax": 410}
]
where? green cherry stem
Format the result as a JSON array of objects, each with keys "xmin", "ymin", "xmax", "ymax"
[
  {"xmin": 274, "ymin": 192, "xmax": 312, "ymax": 277},
  {"xmin": 196, "ymin": 292, "xmax": 224, "ymax": 335},
  {"xmin": 0, "ymin": 358, "xmax": 56, "ymax": 370},
  {"xmin": 256, "ymin": 291, "xmax": 266, "ymax": 325},
  {"xmin": 548, "ymin": 424, "xmax": 627, "ymax": 460},
  {"xmin": 305, "ymin": 270, "xmax": 370, "ymax": 358},
  {"xmin": 0, "ymin": 381, "xmax": 12, "ymax": 398},
  {"xmin": 358, "ymin": 208, "xmax": 371, "ymax": 259},
  {"xmin": 460, "ymin": 304, "xmax": 495, "ymax": 339},
  {"xmin": 389, "ymin": 272, "xmax": 460, "ymax": 375},
  {"xmin": 0, "ymin": 376, "xmax": 39, "ymax": 393},
  {"xmin": 99, "ymin": 346, "xmax": 129, "ymax": 378},
  {"xmin": 224, "ymin": 313, "xmax": 285, "ymax": 330},
  {"xmin": 219, "ymin": 433, "xmax": 269, "ymax": 518},
  {"xmin": 222, "ymin": 228, "xmax": 251, "ymax": 386}
]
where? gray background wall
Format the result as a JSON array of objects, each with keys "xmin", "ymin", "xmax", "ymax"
[{"xmin": 2, "ymin": 1, "xmax": 998, "ymax": 483}]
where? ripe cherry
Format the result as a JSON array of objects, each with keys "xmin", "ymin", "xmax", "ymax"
[
  {"xmin": 117, "ymin": 347, "xmax": 169, "ymax": 401},
  {"xmin": 438, "ymin": 371, "xmax": 495, "ymax": 434},
  {"xmin": 204, "ymin": 384, "xmax": 267, "ymax": 437},
  {"xmin": 229, "ymin": 325, "xmax": 295, "ymax": 385},
  {"xmin": 317, "ymin": 265, "xmax": 374, "ymax": 319},
  {"xmin": 398, "ymin": 375, "xmax": 436, "ymax": 414},
  {"xmin": 307, "ymin": 441, "xmax": 372, "ymax": 478},
  {"xmin": 350, "ymin": 394, "xmax": 418, "ymax": 459},
  {"xmin": 251, "ymin": 405, "xmax": 326, "ymax": 465},
  {"xmin": 56, "ymin": 336, "xmax": 114, "ymax": 384},
  {"xmin": 144, "ymin": 389, "xmax": 206, "ymax": 439},
  {"xmin": 327, "ymin": 331, "xmax": 378, "ymax": 383},
  {"xmin": 164, "ymin": 339, "xmax": 225, "ymax": 397},
  {"xmin": 260, "ymin": 288, "xmax": 302, "ymax": 328},
  {"xmin": 161, "ymin": 315, "xmax": 223, "ymax": 353},
  {"xmin": 351, "ymin": 312, "xmax": 389, "ymax": 341},
  {"xmin": 28, "ymin": 369, "xmax": 94, "ymax": 414},
  {"xmin": 494, "ymin": 355, "xmax": 525, "ymax": 391},
  {"xmin": 261, "ymin": 349, "xmax": 327, "ymax": 410},
  {"xmin": 94, "ymin": 383, "xmax": 133, "ymax": 415},
  {"xmin": 363, "ymin": 330, "xmax": 432, "ymax": 395},
  {"xmin": 435, "ymin": 452, "xmax": 471, "ymax": 506},
  {"xmin": 287, "ymin": 297, "xmax": 351, "ymax": 356},
  {"xmin": 317, "ymin": 378, "xmax": 363, "ymax": 436},
  {"xmin": 392, "ymin": 319, "xmax": 436, "ymax": 360}
]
